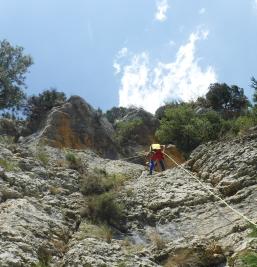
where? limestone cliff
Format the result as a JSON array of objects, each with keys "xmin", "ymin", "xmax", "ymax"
[{"xmin": 0, "ymin": 124, "xmax": 256, "ymax": 266}]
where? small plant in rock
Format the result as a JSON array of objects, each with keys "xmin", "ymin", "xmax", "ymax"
[
  {"xmin": 65, "ymin": 151, "xmax": 83, "ymax": 171},
  {"xmin": 36, "ymin": 146, "xmax": 49, "ymax": 166},
  {"xmin": 118, "ymin": 262, "xmax": 127, "ymax": 267},
  {"xmin": 0, "ymin": 158, "xmax": 17, "ymax": 171},
  {"xmin": 148, "ymin": 230, "xmax": 166, "ymax": 250},
  {"xmin": 0, "ymin": 135, "xmax": 15, "ymax": 145},
  {"xmin": 248, "ymin": 224, "xmax": 257, "ymax": 238},
  {"xmin": 32, "ymin": 246, "xmax": 51, "ymax": 267},
  {"xmin": 240, "ymin": 251, "xmax": 257, "ymax": 267},
  {"xmin": 164, "ymin": 249, "xmax": 201, "ymax": 267},
  {"xmin": 80, "ymin": 170, "xmax": 128, "ymax": 196},
  {"xmin": 101, "ymin": 224, "xmax": 113, "ymax": 243},
  {"xmin": 48, "ymin": 186, "xmax": 63, "ymax": 195},
  {"xmin": 86, "ymin": 192, "xmax": 125, "ymax": 228}
]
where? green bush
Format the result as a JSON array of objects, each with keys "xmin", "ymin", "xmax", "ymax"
[
  {"xmin": 24, "ymin": 89, "xmax": 66, "ymax": 133},
  {"xmin": 0, "ymin": 135, "xmax": 15, "ymax": 145},
  {"xmin": 240, "ymin": 252, "xmax": 257, "ymax": 267},
  {"xmin": 233, "ymin": 115, "xmax": 256, "ymax": 134},
  {"xmin": 248, "ymin": 224, "xmax": 257, "ymax": 238},
  {"xmin": 0, "ymin": 158, "xmax": 17, "ymax": 171},
  {"xmin": 65, "ymin": 151, "xmax": 83, "ymax": 171},
  {"xmin": 86, "ymin": 192, "xmax": 125, "ymax": 227},
  {"xmin": 65, "ymin": 151, "xmax": 77, "ymax": 163},
  {"xmin": 36, "ymin": 146, "xmax": 49, "ymax": 166},
  {"xmin": 156, "ymin": 105, "xmax": 229, "ymax": 154},
  {"xmin": 80, "ymin": 169, "xmax": 128, "ymax": 195},
  {"xmin": 115, "ymin": 119, "xmax": 143, "ymax": 144}
]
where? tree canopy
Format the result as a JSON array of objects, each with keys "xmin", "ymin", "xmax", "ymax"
[
  {"xmin": 24, "ymin": 89, "xmax": 66, "ymax": 133},
  {"xmin": 0, "ymin": 40, "xmax": 33, "ymax": 110},
  {"xmin": 206, "ymin": 83, "xmax": 248, "ymax": 118}
]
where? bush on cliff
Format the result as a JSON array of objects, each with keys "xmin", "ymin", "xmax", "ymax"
[
  {"xmin": 24, "ymin": 89, "xmax": 66, "ymax": 133},
  {"xmin": 81, "ymin": 169, "xmax": 127, "ymax": 195},
  {"xmin": 115, "ymin": 118, "xmax": 143, "ymax": 145},
  {"xmin": 86, "ymin": 192, "xmax": 125, "ymax": 228},
  {"xmin": 156, "ymin": 105, "xmax": 230, "ymax": 154}
]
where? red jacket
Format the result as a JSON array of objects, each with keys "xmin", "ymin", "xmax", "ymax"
[{"xmin": 150, "ymin": 150, "xmax": 164, "ymax": 161}]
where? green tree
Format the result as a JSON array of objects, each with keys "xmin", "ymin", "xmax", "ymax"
[
  {"xmin": 206, "ymin": 83, "xmax": 248, "ymax": 118},
  {"xmin": 251, "ymin": 76, "xmax": 257, "ymax": 104},
  {"xmin": 156, "ymin": 105, "xmax": 228, "ymax": 154},
  {"xmin": 0, "ymin": 40, "xmax": 33, "ymax": 110},
  {"xmin": 24, "ymin": 89, "xmax": 66, "ymax": 133}
]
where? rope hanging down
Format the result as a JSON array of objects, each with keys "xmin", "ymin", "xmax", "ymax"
[{"xmin": 163, "ymin": 152, "xmax": 257, "ymax": 227}]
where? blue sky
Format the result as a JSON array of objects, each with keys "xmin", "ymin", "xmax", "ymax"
[{"xmin": 1, "ymin": 0, "xmax": 257, "ymax": 113}]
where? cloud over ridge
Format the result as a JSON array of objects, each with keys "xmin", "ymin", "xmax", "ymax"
[{"xmin": 115, "ymin": 29, "xmax": 217, "ymax": 113}]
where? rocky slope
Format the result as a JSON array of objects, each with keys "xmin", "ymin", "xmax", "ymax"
[{"xmin": 0, "ymin": 130, "xmax": 256, "ymax": 266}]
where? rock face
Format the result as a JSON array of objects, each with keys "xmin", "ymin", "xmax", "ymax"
[
  {"xmin": 24, "ymin": 96, "xmax": 120, "ymax": 159},
  {"xmin": 119, "ymin": 133, "xmax": 257, "ymax": 266},
  {"xmin": 0, "ymin": 130, "xmax": 256, "ymax": 266}
]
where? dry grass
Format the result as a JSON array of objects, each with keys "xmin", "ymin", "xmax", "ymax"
[
  {"xmin": 148, "ymin": 230, "xmax": 166, "ymax": 250},
  {"xmin": 164, "ymin": 249, "xmax": 201, "ymax": 267}
]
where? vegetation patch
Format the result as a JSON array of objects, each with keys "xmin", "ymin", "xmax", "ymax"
[
  {"xmin": 36, "ymin": 146, "xmax": 49, "ymax": 166},
  {"xmin": 248, "ymin": 224, "xmax": 257, "ymax": 238},
  {"xmin": 240, "ymin": 252, "xmax": 257, "ymax": 267},
  {"xmin": 115, "ymin": 118, "xmax": 143, "ymax": 145},
  {"xmin": 0, "ymin": 158, "xmax": 17, "ymax": 172},
  {"xmin": 85, "ymin": 192, "xmax": 125, "ymax": 228},
  {"xmin": 80, "ymin": 169, "xmax": 128, "ymax": 195},
  {"xmin": 79, "ymin": 221, "xmax": 113, "ymax": 243},
  {"xmin": 65, "ymin": 151, "xmax": 84, "ymax": 171}
]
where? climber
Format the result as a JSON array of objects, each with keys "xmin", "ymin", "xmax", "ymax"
[{"xmin": 147, "ymin": 144, "xmax": 165, "ymax": 175}]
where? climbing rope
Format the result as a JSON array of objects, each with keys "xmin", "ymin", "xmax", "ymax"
[
  {"xmin": 163, "ymin": 152, "xmax": 257, "ymax": 227},
  {"xmin": 120, "ymin": 152, "xmax": 146, "ymax": 161}
]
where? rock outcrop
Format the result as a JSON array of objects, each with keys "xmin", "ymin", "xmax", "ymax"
[{"xmin": 22, "ymin": 96, "xmax": 120, "ymax": 159}]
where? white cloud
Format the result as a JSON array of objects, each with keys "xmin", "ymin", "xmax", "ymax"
[
  {"xmin": 199, "ymin": 8, "xmax": 206, "ymax": 15},
  {"xmin": 117, "ymin": 47, "xmax": 128, "ymax": 58},
  {"xmin": 113, "ymin": 47, "xmax": 129, "ymax": 75},
  {"xmin": 115, "ymin": 29, "xmax": 217, "ymax": 113},
  {"xmin": 155, "ymin": 0, "xmax": 169, "ymax": 22},
  {"xmin": 113, "ymin": 62, "xmax": 121, "ymax": 75}
]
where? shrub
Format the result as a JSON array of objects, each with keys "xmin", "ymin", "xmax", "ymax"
[
  {"xmin": 156, "ymin": 105, "xmax": 233, "ymax": 155},
  {"xmin": 24, "ymin": 89, "xmax": 66, "ymax": 133},
  {"xmin": 80, "ymin": 169, "xmax": 128, "ymax": 196},
  {"xmin": 115, "ymin": 119, "xmax": 143, "ymax": 145},
  {"xmin": 86, "ymin": 192, "xmax": 125, "ymax": 227},
  {"xmin": 248, "ymin": 224, "xmax": 257, "ymax": 238},
  {"xmin": 240, "ymin": 252, "xmax": 257, "ymax": 267},
  {"xmin": 0, "ymin": 158, "xmax": 17, "ymax": 171},
  {"xmin": 36, "ymin": 146, "xmax": 49, "ymax": 166},
  {"xmin": 148, "ymin": 230, "xmax": 166, "ymax": 250},
  {"xmin": 0, "ymin": 135, "xmax": 15, "ymax": 145},
  {"xmin": 233, "ymin": 115, "xmax": 256, "ymax": 134},
  {"xmin": 79, "ymin": 221, "xmax": 113, "ymax": 242},
  {"xmin": 65, "ymin": 151, "xmax": 83, "ymax": 171}
]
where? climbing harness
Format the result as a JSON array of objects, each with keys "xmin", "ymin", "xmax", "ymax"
[{"xmin": 163, "ymin": 152, "xmax": 257, "ymax": 227}]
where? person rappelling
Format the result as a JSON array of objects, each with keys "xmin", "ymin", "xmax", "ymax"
[{"xmin": 147, "ymin": 144, "xmax": 166, "ymax": 175}]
